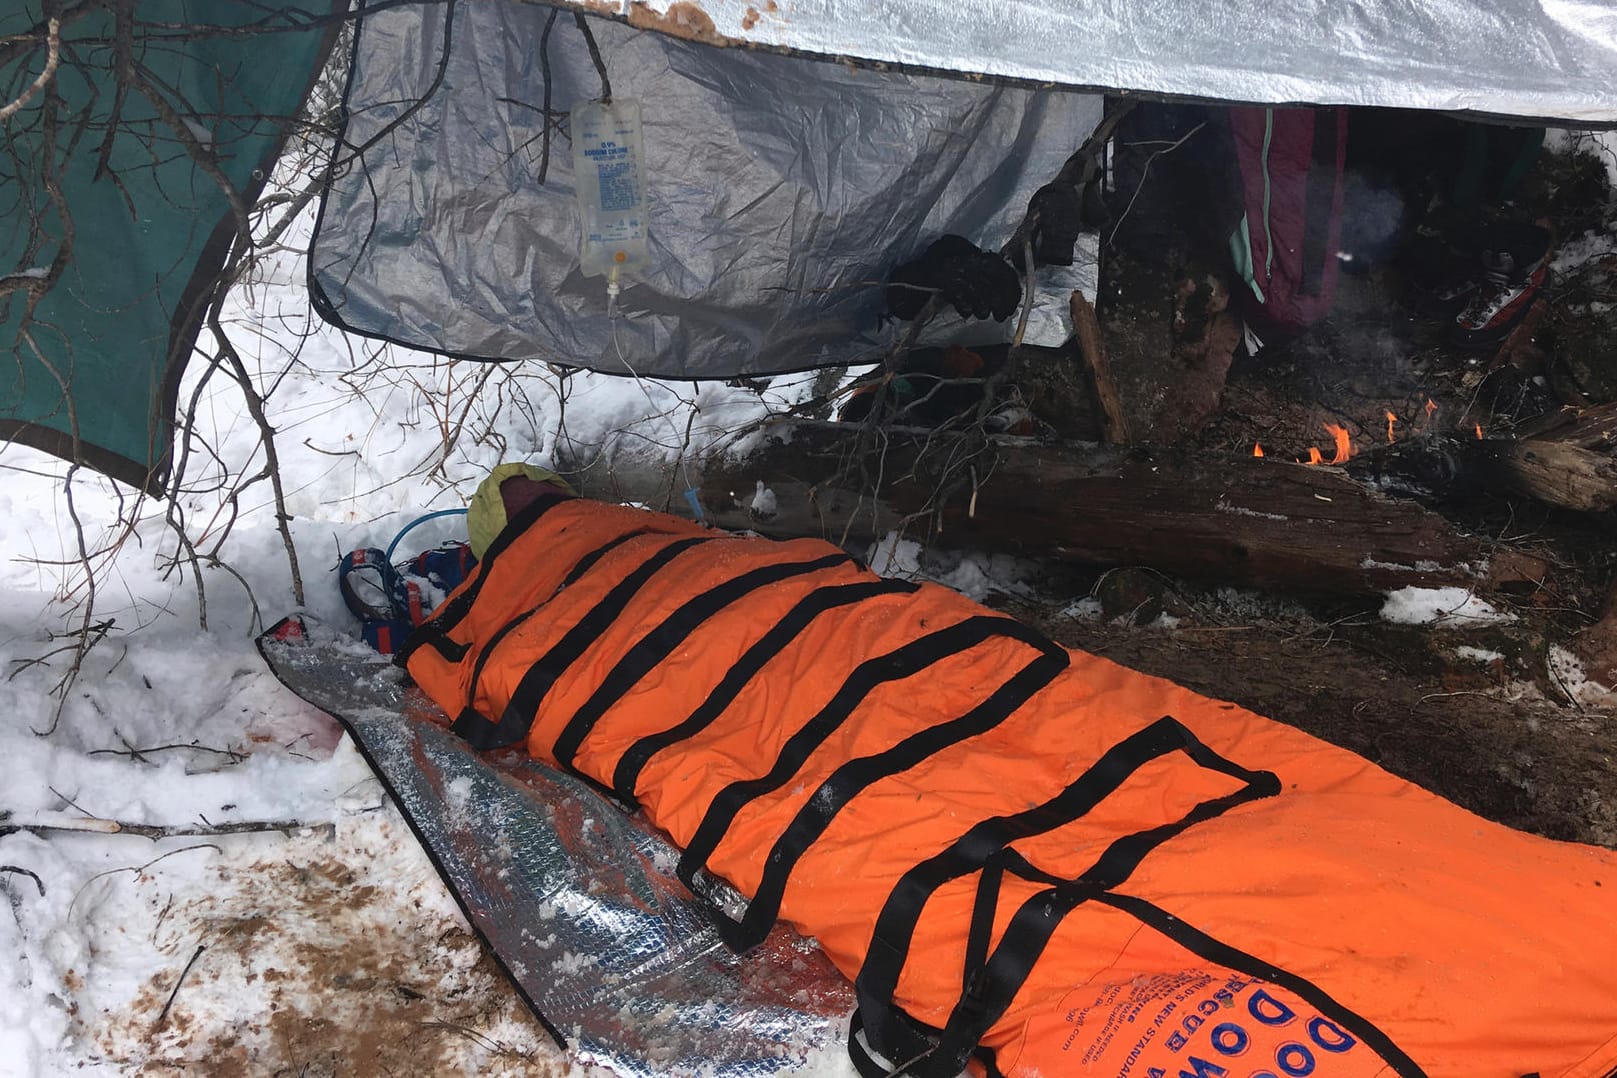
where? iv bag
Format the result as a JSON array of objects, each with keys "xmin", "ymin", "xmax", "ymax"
[{"xmin": 571, "ymin": 98, "xmax": 649, "ymax": 280}]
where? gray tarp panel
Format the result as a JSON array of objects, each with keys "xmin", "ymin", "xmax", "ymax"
[
  {"xmin": 309, "ymin": 0, "xmax": 1099, "ymax": 378},
  {"xmin": 567, "ymin": 0, "xmax": 1617, "ymax": 124}
]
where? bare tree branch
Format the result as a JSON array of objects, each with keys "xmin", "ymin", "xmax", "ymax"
[{"xmin": 0, "ymin": 16, "xmax": 60, "ymax": 125}]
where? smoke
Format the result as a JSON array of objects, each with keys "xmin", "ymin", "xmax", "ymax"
[{"xmin": 1337, "ymin": 170, "xmax": 1410, "ymax": 271}]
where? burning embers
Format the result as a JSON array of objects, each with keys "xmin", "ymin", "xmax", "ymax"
[{"xmin": 1256, "ymin": 399, "xmax": 1483, "ymax": 466}]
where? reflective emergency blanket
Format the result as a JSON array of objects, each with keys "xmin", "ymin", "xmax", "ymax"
[
  {"xmin": 309, "ymin": 0, "xmax": 1099, "ymax": 378},
  {"xmin": 587, "ymin": 0, "xmax": 1617, "ymax": 123},
  {"xmin": 257, "ymin": 617, "xmax": 855, "ymax": 1078}
]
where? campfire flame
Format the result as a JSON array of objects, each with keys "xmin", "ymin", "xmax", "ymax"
[
  {"xmin": 1253, "ymin": 443, "xmax": 1265, "ymax": 458},
  {"xmin": 1424, "ymin": 398, "xmax": 1438, "ymax": 420},
  {"xmin": 1475, "ymin": 423, "xmax": 1484, "ymax": 440},
  {"xmin": 1385, "ymin": 411, "xmax": 1398, "ymax": 444},
  {"xmin": 1324, "ymin": 423, "xmax": 1352, "ymax": 465},
  {"xmin": 1301, "ymin": 423, "xmax": 1352, "ymax": 466}
]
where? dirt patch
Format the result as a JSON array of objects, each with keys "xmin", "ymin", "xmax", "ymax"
[
  {"xmin": 82, "ymin": 821, "xmax": 578, "ymax": 1077},
  {"xmin": 994, "ymin": 586, "xmax": 1617, "ymax": 849},
  {"xmin": 627, "ymin": 1, "xmax": 731, "ymax": 47}
]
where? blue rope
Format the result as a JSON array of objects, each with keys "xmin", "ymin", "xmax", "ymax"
[{"xmin": 385, "ymin": 508, "xmax": 469, "ymax": 566}]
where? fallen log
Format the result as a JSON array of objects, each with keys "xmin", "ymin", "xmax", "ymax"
[
  {"xmin": 1479, "ymin": 438, "xmax": 1617, "ymax": 513},
  {"xmin": 564, "ymin": 421, "xmax": 1549, "ymax": 597},
  {"xmin": 1349, "ymin": 431, "xmax": 1617, "ymax": 514},
  {"xmin": 1513, "ymin": 400, "xmax": 1617, "ymax": 450}
]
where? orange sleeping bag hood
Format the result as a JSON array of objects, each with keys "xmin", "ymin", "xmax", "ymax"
[{"xmin": 402, "ymin": 493, "xmax": 1617, "ymax": 1078}]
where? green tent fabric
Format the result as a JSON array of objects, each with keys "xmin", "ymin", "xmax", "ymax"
[{"xmin": 0, "ymin": 2, "xmax": 341, "ymax": 493}]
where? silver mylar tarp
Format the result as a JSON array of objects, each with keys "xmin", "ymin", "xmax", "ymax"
[
  {"xmin": 309, "ymin": 0, "xmax": 1617, "ymax": 379},
  {"xmin": 309, "ymin": 0, "xmax": 1100, "ymax": 378},
  {"xmin": 576, "ymin": 0, "xmax": 1617, "ymax": 122},
  {"xmin": 258, "ymin": 618, "xmax": 856, "ymax": 1078}
]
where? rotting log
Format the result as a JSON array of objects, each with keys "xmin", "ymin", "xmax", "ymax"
[{"xmin": 564, "ymin": 420, "xmax": 1549, "ymax": 597}]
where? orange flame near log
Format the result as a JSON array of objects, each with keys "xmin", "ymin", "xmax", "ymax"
[
  {"xmin": 1475, "ymin": 423, "xmax": 1484, "ymax": 440},
  {"xmin": 1424, "ymin": 398, "xmax": 1438, "ymax": 420},
  {"xmin": 1324, "ymin": 423, "xmax": 1352, "ymax": 464},
  {"xmin": 1253, "ymin": 443, "xmax": 1265, "ymax": 458},
  {"xmin": 1385, "ymin": 411, "xmax": 1398, "ymax": 444},
  {"xmin": 1303, "ymin": 423, "xmax": 1352, "ymax": 465}
]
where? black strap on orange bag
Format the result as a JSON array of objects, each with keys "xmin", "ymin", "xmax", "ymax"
[{"xmin": 844, "ymin": 716, "xmax": 1431, "ymax": 1078}]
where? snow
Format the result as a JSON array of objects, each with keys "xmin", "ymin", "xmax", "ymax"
[
  {"xmin": 1059, "ymin": 596, "xmax": 1104, "ymax": 621},
  {"xmin": 1378, "ymin": 586, "xmax": 1515, "ymax": 627},
  {"xmin": 0, "ymin": 205, "xmax": 861, "ymax": 1075},
  {"xmin": 750, "ymin": 481, "xmax": 778, "ymax": 520},
  {"xmin": 1549, "ymin": 645, "xmax": 1617, "ymax": 708},
  {"xmin": 863, "ymin": 531, "xmax": 1037, "ymax": 603}
]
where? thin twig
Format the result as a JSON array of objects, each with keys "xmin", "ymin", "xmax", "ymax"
[
  {"xmin": 5, "ymin": 813, "xmax": 326, "ymax": 841},
  {"xmin": 537, "ymin": 9, "xmax": 561, "ymax": 183},
  {"xmin": 68, "ymin": 845, "xmax": 223, "ymax": 921},
  {"xmin": 87, "ymin": 741, "xmax": 247, "ymax": 765},
  {"xmin": 153, "ymin": 944, "xmax": 207, "ymax": 1031},
  {"xmin": 1417, "ymin": 690, "xmax": 1498, "ymax": 705},
  {"xmin": 212, "ymin": 305, "xmax": 305, "ymax": 606},
  {"xmin": 1545, "ymin": 642, "xmax": 1588, "ymax": 713},
  {"xmin": 207, "ymin": 556, "xmax": 264, "ymax": 636},
  {"xmin": 162, "ymin": 511, "xmax": 209, "ymax": 630},
  {"xmin": 0, "ymin": 16, "xmax": 59, "ymax": 124},
  {"xmin": 48, "ymin": 785, "xmax": 93, "ymax": 817},
  {"xmin": 1105, "ymin": 121, "xmax": 1207, "ymax": 248},
  {"xmin": 0, "ymin": 865, "xmax": 45, "ymax": 897},
  {"xmin": 7, "ymin": 620, "xmax": 115, "ymax": 681},
  {"xmin": 127, "ymin": 64, "xmax": 251, "ymax": 237}
]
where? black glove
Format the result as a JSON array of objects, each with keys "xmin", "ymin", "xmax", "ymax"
[
  {"xmin": 1028, "ymin": 183, "xmax": 1084, "ymax": 266},
  {"xmin": 886, "ymin": 234, "xmax": 1022, "ymax": 322}
]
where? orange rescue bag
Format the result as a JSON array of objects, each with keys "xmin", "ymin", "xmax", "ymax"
[{"xmin": 403, "ymin": 494, "xmax": 1617, "ymax": 1078}]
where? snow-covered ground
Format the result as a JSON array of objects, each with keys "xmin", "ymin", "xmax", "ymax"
[{"xmin": 0, "ymin": 213, "xmax": 877, "ymax": 1075}]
